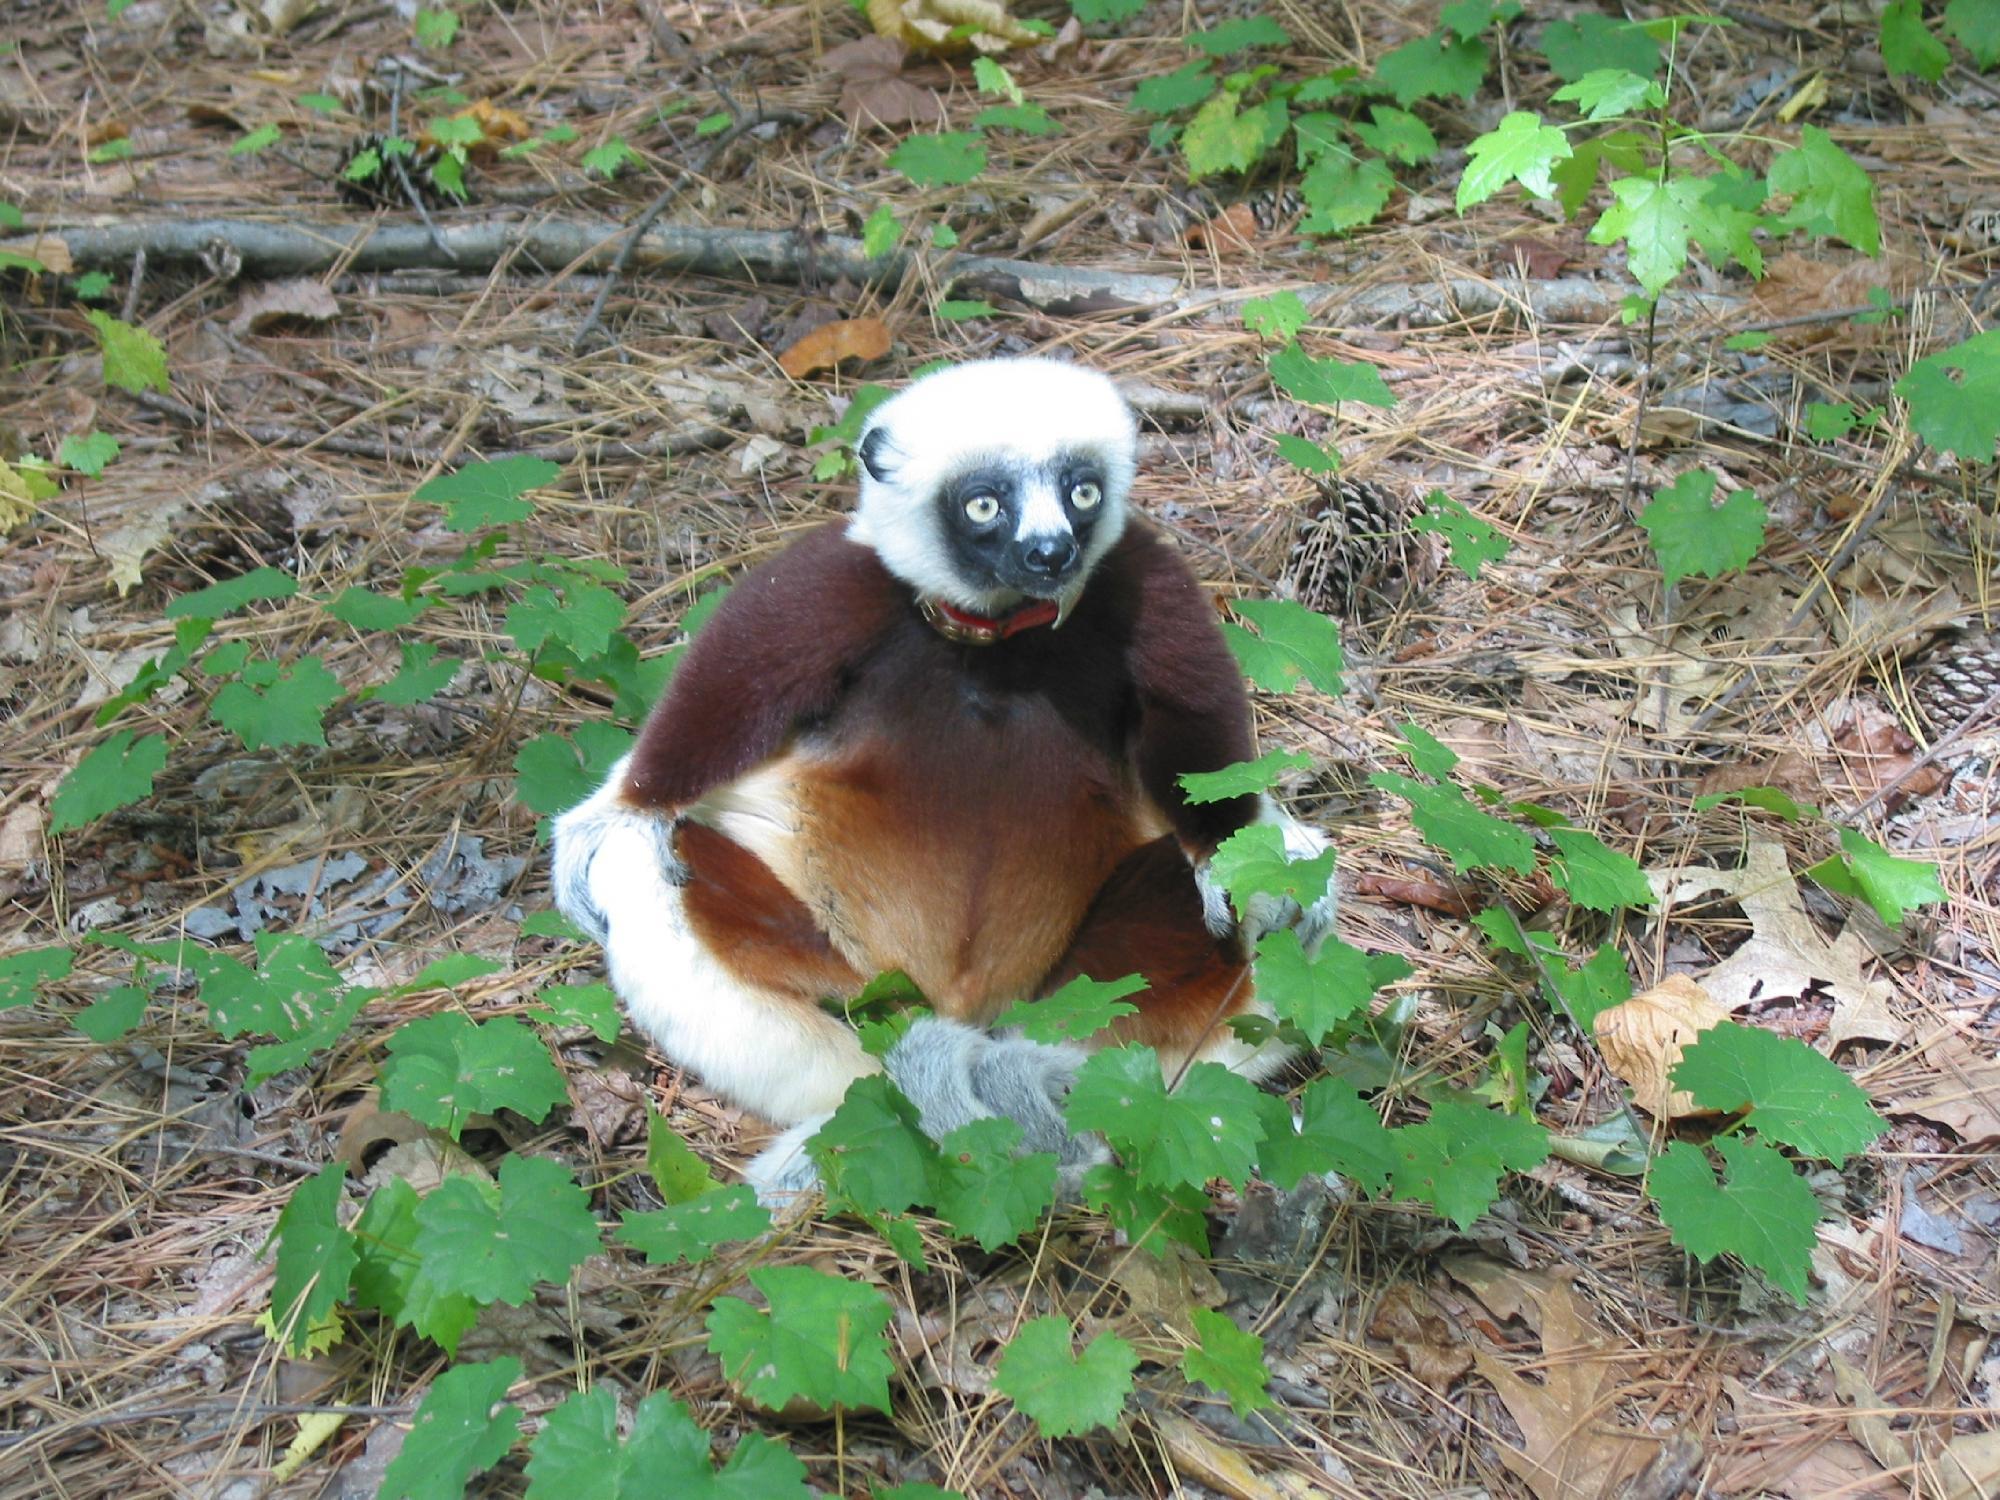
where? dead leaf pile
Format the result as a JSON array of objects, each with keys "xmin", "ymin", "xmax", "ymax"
[{"xmin": 821, "ymin": 36, "xmax": 945, "ymax": 133}]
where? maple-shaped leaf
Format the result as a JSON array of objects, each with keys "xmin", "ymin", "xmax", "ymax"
[
  {"xmin": 1081, "ymin": 1165, "xmax": 1211, "ymax": 1254},
  {"xmin": 1242, "ymin": 290, "xmax": 1309, "ymax": 342},
  {"xmin": 1895, "ymin": 327, "xmax": 2000, "ymax": 461},
  {"xmin": 415, "ymin": 455, "xmax": 560, "ymax": 531},
  {"xmin": 1803, "ymin": 827, "xmax": 1946, "ymax": 925},
  {"xmin": 1649, "ymin": 1136, "xmax": 1819, "ymax": 1303},
  {"xmin": 48, "ymin": 729, "xmax": 168, "ymax": 834},
  {"xmin": 932, "ymin": 1117, "xmax": 1059, "ymax": 1250},
  {"xmin": 1371, "ymin": 773, "xmax": 1536, "ymax": 875},
  {"xmin": 1209, "ymin": 822, "xmax": 1336, "ymax": 917},
  {"xmin": 994, "ymin": 1316, "xmax": 1138, "ymax": 1438},
  {"xmin": 1543, "ymin": 12, "xmax": 1660, "ymax": 79},
  {"xmin": 349, "ymin": 1178, "xmax": 481, "ymax": 1352},
  {"xmin": 616, "ymin": 1185, "xmax": 772, "ymax": 1266},
  {"xmin": 1551, "ymin": 67, "xmax": 1663, "ymax": 121},
  {"xmin": 1538, "ymin": 938, "xmax": 1633, "ymax": 1031},
  {"xmin": 1254, "ymin": 1080, "xmax": 1398, "ymax": 1193},
  {"xmin": 1374, "ymin": 30, "xmax": 1488, "ymax": 106},
  {"xmin": 887, "ymin": 132, "xmax": 987, "ymax": 187},
  {"xmin": 1296, "ymin": 147, "xmax": 1395, "ymax": 235},
  {"xmin": 411, "ymin": 1153, "xmax": 599, "ymax": 1306},
  {"xmin": 1880, "ymin": 0, "xmax": 1949, "ymax": 81},
  {"xmin": 1768, "ymin": 126, "xmax": 1880, "ymax": 254},
  {"xmin": 380, "ymin": 1358, "xmax": 522, "ymax": 1500},
  {"xmin": 1182, "ymin": 1306, "xmax": 1274, "ymax": 1417},
  {"xmin": 210, "ymin": 655, "xmax": 342, "ymax": 750},
  {"xmin": 993, "ymin": 973, "xmax": 1146, "ymax": 1045},
  {"xmin": 379, "ymin": 1013, "xmax": 570, "ymax": 1137},
  {"xmin": 1274, "ymin": 434, "xmax": 1342, "ymax": 473},
  {"xmin": 1589, "ymin": 174, "xmax": 1704, "ymax": 295},
  {"xmin": 1266, "ymin": 340, "xmax": 1395, "ymax": 409},
  {"xmin": 1946, "ymin": 0, "xmax": 2000, "ymax": 67},
  {"xmin": 1395, "ymin": 720, "xmax": 1459, "ymax": 779},
  {"xmin": 84, "ymin": 309, "xmax": 169, "ymax": 394},
  {"xmin": 1179, "ymin": 748, "xmax": 1312, "ymax": 804},
  {"xmin": 1548, "ymin": 827, "xmax": 1654, "ymax": 912},
  {"xmin": 0, "ymin": 946, "xmax": 72, "ymax": 1012},
  {"xmin": 1349, "ymin": 103, "xmax": 1438, "ymax": 163},
  {"xmin": 1253, "ymin": 929, "xmax": 1381, "ymax": 1044},
  {"xmin": 526, "ymin": 1388, "xmax": 809, "ymax": 1500},
  {"xmin": 1671, "ymin": 1024, "xmax": 1884, "ymax": 1163},
  {"xmin": 269, "ymin": 1162, "xmax": 357, "ymax": 1352},
  {"xmin": 1412, "ymin": 491, "xmax": 1510, "ymax": 579},
  {"xmin": 1457, "ymin": 111, "xmax": 1571, "ymax": 209},
  {"xmin": 1389, "ymin": 1093, "xmax": 1549, "ymax": 1229},
  {"xmin": 366, "ymin": 642, "xmax": 461, "ymax": 706},
  {"xmin": 642, "ymin": 1108, "xmax": 715, "ymax": 1202},
  {"xmin": 1187, "ymin": 14, "xmax": 1289, "ymax": 54},
  {"xmin": 1129, "ymin": 60, "xmax": 1217, "ymax": 115},
  {"xmin": 1067, "ymin": 1047, "xmax": 1266, "ymax": 1190},
  {"xmin": 808, "ymin": 1073, "xmax": 940, "ymax": 1215},
  {"xmin": 1222, "ymin": 597, "xmax": 1345, "ymax": 695},
  {"xmin": 706, "ymin": 1266, "xmax": 895, "ymax": 1414},
  {"xmin": 1182, "ymin": 90, "xmax": 1288, "ymax": 181},
  {"xmin": 514, "ymin": 721, "xmax": 635, "ymax": 816},
  {"xmin": 1638, "ymin": 469, "xmax": 1766, "ymax": 591},
  {"xmin": 323, "ymin": 586, "xmax": 426, "ymax": 630},
  {"xmin": 506, "ymin": 581, "xmax": 626, "ymax": 659},
  {"xmin": 165, "ymin": 565, "xmax": 300, "ymax": 620}
]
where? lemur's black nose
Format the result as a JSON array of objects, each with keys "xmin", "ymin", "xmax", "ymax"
[{"xmin": 1021, "ymin": 535, "xmax": 1079, "ymax": 575}]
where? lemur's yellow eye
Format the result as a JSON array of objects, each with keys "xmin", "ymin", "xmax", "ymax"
[
  {"xmin": 1070, "ymin": 481, "xmax": 1102, "ymax": 510},
  {"xmin": 964, "ymin": 494, "xmax": 1000, "ymax": 524}
]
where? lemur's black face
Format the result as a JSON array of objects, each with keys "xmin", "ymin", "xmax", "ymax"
[{"xmin": 936, "ymin": 452, "xmax": 1110, "ymax": 600}]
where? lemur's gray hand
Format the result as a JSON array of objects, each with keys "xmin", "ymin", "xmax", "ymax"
[{"xmin": 548, "ymin": 756, "xmax": 686, "ymax": 943}]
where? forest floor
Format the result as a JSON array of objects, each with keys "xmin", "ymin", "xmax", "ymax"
[{"xmin": 2, "ymin": 0, "xmax": 1997, "ymax": 1496}]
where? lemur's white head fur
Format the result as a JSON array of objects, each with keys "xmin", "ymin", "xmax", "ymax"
[{"xmin": 848, "ymin": 358, "xmax": 1139, "ymax": 615}]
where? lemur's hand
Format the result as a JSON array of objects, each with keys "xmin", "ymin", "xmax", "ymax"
[
  {"xmin": 548, "ymin": 755, "xmax": 686, "ymax": 943},
  {"xmin": 1195, "ymin": 807, "xmax": 1338, "ymax": 955}
]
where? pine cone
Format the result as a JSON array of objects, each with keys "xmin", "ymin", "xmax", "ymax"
[
  {"xmin": 1914, "ymin": 634, "xmax": 2000, "ymax": 732},
  {"xmin": 1280, "ymin": 475, "xmax": 1419, "ymax": 620}
]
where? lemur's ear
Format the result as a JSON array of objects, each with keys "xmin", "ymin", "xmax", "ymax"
[{"xmin": 858, "ymin": 425, "xmax": 898, "ymax": 483}]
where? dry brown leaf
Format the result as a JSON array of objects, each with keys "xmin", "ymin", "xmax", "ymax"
[
  {"xmin": 1185, "ymin": 203, "xmax": 1260, "ymax": 254},
  {"xmin": 1460, "ymin": 1268, "xmax": 1659, "ymax": 1500},
  {"xmin": 776, "ymin": 316, "xmax": 893, "ymax": 379},
  {"xmin": 1937, "ymin": 1428, "xmax": 2000, "ymax": 1500},
  {"xmin": 1368, "ymin": 1283, "xmax": 1474, "ymax": 1388},
  {"xmin": 1650, "ymin": 838, "xmax": 1907, "ymax": 1049},
  {"xmin": 230, "ymin": 277, "xmax": 340, "ymax": 335},
  {"xmin": 867, "ymin": 0, "xmax": 1036, "ymax": 55},
  {"xmin": 1890, "ymin": 1039, "xmax": 2000, "ymax": 1146},
  {"xmin": 1594, "ymin": 974, "xmax": 1733, "ymax": 1119},
  {"xmin": 822, "ymin": 34, "xmax": 907, "ymax": 79},
  {"xmin": 1829, "ymin": 1353, "xmax": 1913, "ymax": 1477},
  {"xmin": 844, "ymin": 75, "xmax": 946, "ymax": 132},
  {"xmin": 0, "ymin": 233, "xmax": 74, "ymax": 275},
  {"xmin": 1149, "ymin": 1411, "xmax": 1318, "ymax": 1500},
  {"xmin": 420, "ymin": 98, "xmax": 533, "ymax": 155}
]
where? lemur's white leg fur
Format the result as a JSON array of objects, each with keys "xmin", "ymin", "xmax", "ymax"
[
  {"xmin": 550, "ymin": 760, "xmax": 877, "ymax": 1129},
  {"xmin": 1195, "ymin": 794, "xmax": 1340, "ymax": 952}
]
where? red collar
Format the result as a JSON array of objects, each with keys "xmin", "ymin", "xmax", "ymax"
[{"xmin": 920, "ymin": 595, "xmax": 1061, "ymax": 646}]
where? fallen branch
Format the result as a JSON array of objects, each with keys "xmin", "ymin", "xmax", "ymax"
[{"xmin": 23, "ymin": 217, "xmax": 1182, "ymax": 316}]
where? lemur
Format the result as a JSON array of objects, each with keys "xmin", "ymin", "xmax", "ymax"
[{"xmin": 551, "ymin": 358, "xmax": 1335, "ymax": 1196}]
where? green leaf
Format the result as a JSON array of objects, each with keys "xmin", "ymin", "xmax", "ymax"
[
  {"xmin": 1189, "ymin": 15, "xmax": 1289, "ymax": 55},
  {"xmin": 1881, "ymin": 0, "xmax": 1949, "ymax": 81},
  {"xmin": 1539, "ymin": 940, "xmax": 1631, "ymax": 1031},
  {"xmin": 296, "ymin": 92, "xmax": 342, "ymax": 113},
  {"xmin": 887, "ymin": 132, "xmax": 987, "ymax": 187},
  {"xmin": 1182, "ymin": 90, "xmax": 1288, "ymax": 180},
  {"xmin": 399, "ymin": 953, "xmax": 506, "ymax": 992},
  {"xmin": 1947, "ymin": 0, "xmax": 2000, "ymax": 67},
  {"xmin": 73, "ymin": 270, "xmax": 114, "ymax": 300},
  {"xmin": 1266, "ymin": 340, "xmax": 1394, "ymax": 408},
  {"xmin": 48, "ymin": 730, "xmax": 167, "ymax": 833},
  {"xmin": 165, "ymin": 565, "xmax": 299, "ymax": 619},
  {"xmin": 521, "ymin": 909, "xmax": 585, "ymax": 941},
  {"xmin": 366, "ymin": 641, "xmax": 461, "ymax": 706},
  {"xmin": 1374, "ymin": 30, "xmax": 1488, "ymax": 106},
  {"xmin": 1274, "ymin": 434, "xmax": 1341, "ymax": 473},
  {"xmin": 1693, "ymin": 785, "xmax": 1814, "ymax": 821},
  {"xmin": 1457, "ymin": 111, "xmax": 1571, "ymax": 209},
  {"xmin": 994, "ymin": 1316, "xmax": 1138, "ymax": 1437},
  {"xmin": 860, "ymin": 202, "xmax": 900, "ymax": 258},
  {"xmin": 412, "ymin": 1153, "xmax": 599, "ymax": 1305},
  {"xmin": 1548, "ymin": 827, "xmax": 1653, "ymax": 912},
  {"xmin": 506, "ymin": 581, "xmax": 627, "ymax": 659},
  {"xmin": 1179, "ymin": 748, "xmax": 1311, "ymax": 804},
  {"xmin": 380, "ymin": 1358, "xmax": 522, "ymax": 1500},
  {"xmin": 1649, "ymin": 1136, "xmax": 1818, "ymax": 1303},
  {"xmin": 1638, "ymin": 469, "xmax": 1766, "ymax": 590},
  {"xmin": 1067, "ymin": 1047, "xmax": 1266, "ymax": 1190},
  {"xmin": 1296, "ymin": 147, "xmax": 1396, "ymax": 235},
  {"xmin": 972, "ymin": 102, "xmax": 1060, "ymax": 136},
  {"xmin": 1805, "ymin": 400, "xmax": 1859, "ymax": 442},
  {"xmin": 0, "ymin": 945, "xmax": 72, "ymax": 1011},
  {"xmin": 1768, "ymin": 125, "xmax": 1880, "ymax": 255},
  {"xmin": 1802, "ymin": 827, "xmax": 1945, "ymax": 925},
  {"xmin": 514, "ymin": 721, "xmax": 635, "ymax": 816},
  {"xmin": 933, "ymin": 1117, "xmax": 1059, "ymax": 1249},
  {"xmin": 415, "ymin": 455, "xmax": 561, "ymax": 531},
  {"xmin": 1223, "ymin": 596, "xmax": 1345, "ymax": 694},
  {"xmin": 325, "ymin": 586, "xmax": 426, "ymax": 630},
  {"xmin": 705, "ymin": 1266, "xmax": 895, "ymax": 1414},
  {"xmin": 1589, "ymin": 173, "xmax": 1704, "ymax": 296},
  {"xmin": 810, "ymin": 1073, "xmax": 940, "ymax": 1215},
  {"xmin": 415, "ymin": 6, "xmax": 459, "ymax": 47},
  {"xmin": 929, "ymin": 221, "xmax": 959, "ymax": 247},
  {"xmin": 1081, "ymin": 1164, "xmax": 1211, "ymax": 1254},
  {"xmin": 1371, "ymin": 773, "xmax": 1537, "ymax": 875},
  {"xmin": 210, "ymin": 655, "xmax": 342, "ymax": 750},
  {"xmin": 1412, "ymin": 490, "xmax": 1509, "ymax": 579},
  {"xmin": 379, "ymin": 1013, "xmax": 570, "ymax": 1137},
  {"xmin": 528, "ymin": 980, "xmax": 620, "ymax": 1042},
  {"xmin": 350, "ymin": 1178, "xmax": 481, "ymax": 1351},
  {"xmin": 270, "ymin": 1163, "xmax": 357, "ymax": 1352},
  {"xmin": 1440, "ymin": 0, "xmax": 1521, "ymax": 35},
  {"xmin": 1551, "ymin": 66, "xmax": 1664, "ymax": 121},
  {"xmin": 1182, "ymin": 1307, "xmax": 1273, "ymax": 1417},
  {"xmin": 643, "ymin": 1108, "xmax": 714, "ymax": 1202},
  {"xmin": 1254, "ymin": 1079, "xmax": 1397, "ymax": 1193},
  {"xmin": 1130, "ymin": 61, "xmax": 1217, "ymax": 115},
  {"xmin": 992, "ymin": 972, "xmax": 1146, "ymax": 1045},
  {"xmin": 1395, "ymin": 720, "xmax": 1458, "ymax": 779},
  {"xmin": 971, "ymin": 54, "xmax": 1024, "ymax": 103},
  {"xmin": 59, "ymin": 430, "xmax": 120, "ymax": 476},
  {"xmin": 1671, "ymin": 1024, "xmax": 1883, "ymax": 1163},
  {"xmin": 1725, "ymin": 330, "xmax": 1774, "ymax": 351},
  {"xmin": 1895, "ymin": 327, "xmax": 2000, "ymax": 461},
  {"xmin": 580, "ymin": 137, "xmax": 639, "ymax": 179},
  {"xmin": 75, "ymin": 983, "xmax": 148, "ymax": 1041},
  {"xmin": 1254, "ymin": 930, "xmax": 1381, "ymax": 1044},
  {"xmin": 527, "ymin": 1388, "xmax": 809, "ymax": 1500},
  {"xmin": 83, "ymin": 309, "xmax": 169, "ymax": 394},
  {"xmin": 1241, "ymin": 289, "xmax": 1308, "ymax": 342},
  {"xmin": 1209, "ymin": 822, "xmax": 1336, "ymax": 917},
  {"xmin": 617, "ymin": 1184, "xmax": 771, "ymax": 1266},
  {"xmin": 231, "ymin": 121, "xmax": 281, "ymax": 155},
  {"xmin": 936, "ymin": 299, "xmax": 997, "ymax": 321},
  {"xmin": 1542, "ymin": 13, "xmax": 1660, "ymax": 81},
  {"xmin": 1390, "ymin": 1093, "xmax": 1549, "ymax": 1229},
  {"xmin": 1348, "ymin": 104, "xmax": 1438, "ymax": 164}
]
